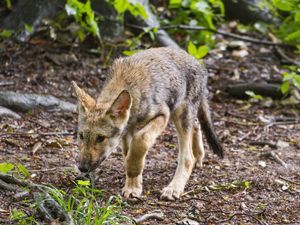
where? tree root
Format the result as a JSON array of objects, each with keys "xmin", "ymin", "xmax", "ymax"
[{"xmin": 225, "ymin": 83, "xmax": 283, "ymax": 99}]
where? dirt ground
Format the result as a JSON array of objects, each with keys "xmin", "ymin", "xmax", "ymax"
[{"xmin": 0, "ymin": 39, "xmax": 299, "ymax": 225}]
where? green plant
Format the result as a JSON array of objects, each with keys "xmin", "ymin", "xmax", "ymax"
[
  {"xmin": 187, "ymin": 41, "xmax": 209, "ymax": 59},
  {"xmin": 112, "ymin": 0, "xmax": 148, "ymax": 19},
  {"xmin": 10, "ymin": 208, "xmax": 36, "ymax": 225},
  {"xmin": 273, "ymin": 0, "xmax": 300, "ymax": 46},
  {"xmin": 281, "ymin": 68, "xmax": 300, "ymax": 94},
  {"xmin": 65, "ymin": 0, "xmax": 100, "ymax": 41},
  {"xmin": 43, "ymin": 181, "xmax": 132, "ymax": 225},
  {"xmin": 167, "ymin": 0, "xmax": 225, "ymax": 47},
  {"xmin": 5, "ymin": 0, "xmax": 12, "ymax": 10},
  {"xmin": 260, "ymin": 0, "xmax": 300, "ymax": 46},
  {"xmin": 0, "ymin": 29, "xmax": 13, "ymax": 40},
  {"xmin": 245, "ymin": 91, "xmax": 264, "ymax": 100},
  {"xmin": 0, "ymin": 162, "xmax": 30, "ymax": 177}
]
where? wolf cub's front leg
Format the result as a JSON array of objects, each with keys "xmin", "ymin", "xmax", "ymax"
[{"xmin": 122, "ymin": 114, "xmax": 169, "ymax": 198}]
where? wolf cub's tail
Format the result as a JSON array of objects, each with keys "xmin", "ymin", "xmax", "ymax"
[{"xmin": 198, "ymin": 98, "xmax": 224, "ymax": 158}]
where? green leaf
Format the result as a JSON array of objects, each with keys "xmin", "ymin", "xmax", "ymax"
[
  {"xmin": 16, "ymin": 164, "xmax": 30, "ymax": 177},
  {"xmin": 281, "ymin": 81, "xmax": 290, "ymax": 94},
  {"xmin": 188, "ymin": 41, "xmax": 198, "ymax": 57},
  {"xmin": 0, "ymin": 29, "xmax": 13, "ymax": 38},
  {"xmin": 5, "ymin": 0, "xmax": 12, "ymax": 10},
  {"xmin": 284, "ymin": 29, "xmax": 300, "ymax": 42},
  {"xmin": 122, "ymin": 50, "xmax": 140, "ymax": 56},
  {"xmin": 77, "ymin": 180, "xmax": 91, "ymax": 186},
  {"xmin": 0, "ymin": 162, "xmax": 15, "ymax": 174},
  {"xmin": 114, "ymin": 0, "xmax": 129, "ymax": 14},
  {"xmin": 245, "ymin": 90, "xmax": 263, "ymax": 100},
  {"xmin": 24, "ymin": 23, "xmax": 33, "ymax": 34},
  {"xmin": 10, "ymin": 209, "xmax": 26, "ymax": 220},
  {"xmin": 272, "ymin": 0, "xmax": 295, "ymax": 11},
  {"xmin": 169, "ymin": 0, "xmax": 182, "ymax": 8},
  {"xmin": 293, "ymin": 75, "xmax": 300, "ymax": 90},
  {"xmin": 191, "ymin": 1, "xmax": 210, "ymax": 14},
  {"xmin": 197, "ymin": 45, "xmax": 209, "ymax": 58},
  {"xmin": 295, "ymin": 12, "xmax": 300, "ymax": 22},
  {"xmin": 243, "ymin": 180, "xmax": 250, "ymax": 189}
]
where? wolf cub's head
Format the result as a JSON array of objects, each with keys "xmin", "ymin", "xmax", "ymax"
[{"xmin": 72, "ymin": 81, "xmax": 132, "ymax": 173}]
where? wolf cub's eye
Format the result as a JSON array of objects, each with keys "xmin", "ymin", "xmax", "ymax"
[
  {"xmin": 79, "ymin": 133, "xmax": 84, "ymax": 140},
  {"xmin": 96, "ymin": 135, "xmax": 105, "ymax": 143}
]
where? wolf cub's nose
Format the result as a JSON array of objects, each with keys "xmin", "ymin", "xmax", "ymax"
[{"xmin": 78, "ymin": 163, "xmax": 89, "ymax": 173}]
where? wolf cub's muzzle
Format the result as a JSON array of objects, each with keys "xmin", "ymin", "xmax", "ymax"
[
  {"xmin": 78, "ymin": 155, "xmax": 107, "ymax": 173},
  {"xmin": 78, "ymin": 161, "xmax": 91, "ymax": 173}
]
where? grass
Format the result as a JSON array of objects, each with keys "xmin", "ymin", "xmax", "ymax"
[{"xmin": 10, "ymin": 180, "xmax": 133, "ymax": 225}]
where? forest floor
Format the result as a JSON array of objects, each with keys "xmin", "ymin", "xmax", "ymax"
[{"xmin": 0, "ymin": 36, "xmax": 300, "ymax": 225}]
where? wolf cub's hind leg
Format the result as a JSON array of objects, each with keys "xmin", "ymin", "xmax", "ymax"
[
  {"xmin": 192, "ymin": 122, "xmax": 205, "ymax": 167},
  {"xmin": 122, "ymin": 113, "xmax": 169, "ymax": 198},
  {"xmin": 161, "ymin": 105, "xmax": 196, "ymax": 201}
]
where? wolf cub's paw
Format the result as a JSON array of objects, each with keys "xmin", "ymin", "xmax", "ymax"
[
  {"xmin": 122, "ymin": 186, "xmax": 142, "ymax": 198},
  {"xmin": 122, "ymin": 176, "xmax": 143, "ymax": 198},
  {"xmin": 160, "ymin": 186, "xmax": 183, "ymax": 201}
]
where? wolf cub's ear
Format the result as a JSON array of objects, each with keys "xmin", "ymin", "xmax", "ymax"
[
  {"xmin": 108, "ymin": 90, "xmax": 132, "ymax": 118},
  {"xmin": 72, "ymin": 81, "xmax": 96, "ymax": 113}
]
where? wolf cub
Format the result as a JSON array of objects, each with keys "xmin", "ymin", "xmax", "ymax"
[{"xmin": 72, "ymin": 47, "xmax": 223, "ymax": 200}]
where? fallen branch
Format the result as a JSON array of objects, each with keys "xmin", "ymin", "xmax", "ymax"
[
  {"xmin": 225, "ymin": 83, "xmax": 283, "ymax": 99},
  {"xmin": 261, "ymin": 151, "xmax": 288, "ymax": 169},
  {"xmin": 279, "ymin": 176, "xmax": 300, "ymax": 186},
  {"xmin": 0, "ymin": 91, "xmax": 76, "ymax": 112},
  {"xmin": 134, "ymin": 212, "xmax": 164, "ymax": 224},
  {"xmin": 249, "ymin": 141, "xmax": 277, "ymax": 149}
]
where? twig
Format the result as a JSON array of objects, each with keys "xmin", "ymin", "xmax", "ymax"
[
  {"xmin": 182, "ymin": 186, "xmax": 203, "ymax": 196},
  {"xmin": 249, "ymin": 141, "xmax": 277, "ymax": 149},
  {"xmin": 216, "ymin": 212, "xmax": 265, "ymax": 225},
  {"xmin": 180, "ymin": 196, "xmax": 209, "ymax": 202},
  {"xmin": 134, "ymin": 212, "xmax": 164, "ymax": 224},
  {"xmin": 28, "ymin": 168, "xmax": 57, "ymax": 173},
  {"xmin": 161, "ymin": 24, "xmax": 292, "ymax": 47},
  {"xmin": 0, "ymin": 81, "xmax": 14, "ymax": 87},
  {"xmin": 261, "ymin": 151, "xmax": 288, "ymax": 169},
  {"xmin": 279, "ymin": 176, "xmax": 300, "ymax": 186}
]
